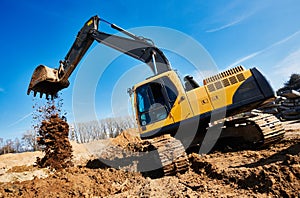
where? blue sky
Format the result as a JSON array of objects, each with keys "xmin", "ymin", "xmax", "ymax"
[{"xmin": 0, "ymin": 0, "xmax": 300, "ymax": 139}]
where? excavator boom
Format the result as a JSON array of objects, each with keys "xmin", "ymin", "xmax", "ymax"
[{"xmin": 27, "ymin": 15, "xmax": 171, "ymax": 98}]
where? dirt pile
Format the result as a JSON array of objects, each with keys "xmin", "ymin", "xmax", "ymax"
[
  {"xmin": 36, "ymin": 114, "xmax": 73, "ymax": 170},
  {"xmin": 111, "ymin": 129, "xmax": 141, "ymax": 148},
  {"xmin": 188, "ymin": 138, "xmax": 300, "ymax": 197},
  {"xmin": 0, "ymin": 121, "xmax": 299, "ymax": 197},
  {"xmin": 86, "ymin": 129, "xmax": 144, "ymax": 172},
  {"xmin": 0, "ymin": 167, "xmax": 144, "ymax": 198}
]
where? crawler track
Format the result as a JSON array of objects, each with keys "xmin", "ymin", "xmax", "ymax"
[
  {"xmin": 94, "ymin": 134, "xmax": 189, "ymax": 176},
  {"xmin": 247, "ymin": 111, "xmax": 285, "ymax": 146},
  {"xmin": 95, "ymin": 111, "xmax": 284, "ymax": 176},
  {"xmin": 150, "ymin": 135, "xmax": 189, "ymax": 176},
  {"xmin": 222, "ymin": 110, "xmax": 285, "ymax": 147}
]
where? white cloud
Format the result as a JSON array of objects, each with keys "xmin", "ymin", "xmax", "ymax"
[
  {"xmin": 8, "ymin": 113, "xmax": 32, "ymax": 128},
  {"xmin": 206, "ymin": 17, "xmax": 244, "ymax": 33},
  {"xmin": 228, "ymin": 29, "xmax": 300, "ymax": 68},
  {"xmin": 206, "ymin": 2, "xmax": 260, "ymax": 33},
  {"xmin": 274, "ymin": 49, "xmax": 300, "ymax": 77},
  {"xmin": 227, "ymin": 51, "xmax": 262, "ymax": 69}
]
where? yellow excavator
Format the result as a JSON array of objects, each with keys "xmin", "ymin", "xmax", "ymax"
[{"xmin": 28, "ymin": 16, "xmax": 285, "ymax": 175}]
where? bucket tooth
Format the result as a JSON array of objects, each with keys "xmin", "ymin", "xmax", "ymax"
[
  {"xmin": 27, "ymin": 65, "xmax": 69, "ymax": 98},
  {"xmin": 40, "ymin": 92, "xmax": 43, "ymax": 98},
  {"xmin": 34, "ymin": 91, "xmax": 37, "ymax": 97},
  {"xmin": 46, "ymin": 94, "xmax": 49, "ymax": 100}
]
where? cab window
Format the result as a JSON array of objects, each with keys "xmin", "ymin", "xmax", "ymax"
[{"xmin": 136, "ymin": 77, "xmax": 178, "ymax": 126}]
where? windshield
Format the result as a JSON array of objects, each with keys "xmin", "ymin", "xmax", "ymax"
[{"xmin": 136, "ymin": 77, "xmax": 178, "ymax": 126}]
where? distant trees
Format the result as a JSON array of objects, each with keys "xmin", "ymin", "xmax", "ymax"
[
  {"xmin": 22, "ymin": 130, "xmax": 39, "ymax": 151},
  {"xmin": 0, "ymin": 115, "xmax": 137, "ymax": 155},
  {"xmin": 0, "ymin": 138, "xmax": 21, "ymax": 154},
  {"xmin": 70, "ymin": 116, "xmax": 137, "ymax": 143},
  {"xmin": 0, "ymin": 132, "xmax": 40, "ymax": 154}
]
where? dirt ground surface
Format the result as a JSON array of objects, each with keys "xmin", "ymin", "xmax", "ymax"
[{"xmin": 0, "ymin": 121, "xmax": 299, "ymax": 198}]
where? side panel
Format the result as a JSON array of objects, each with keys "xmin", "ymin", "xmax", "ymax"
[
  {"xmin": 205, "ymin": 70, "xmax": 252, "ymax": 109},
  {"xmin": 228, "ymin": 68, "xmax": 275, "ymax": 115},
  {"xmin": 186, "ymin": 87, "xmax": 213, "ymax": 116},
  {"xmin": 186, "ymin": 68, "xmax": 253, "ymax": 117},
  {"xmin": 168, "ymin": 72, "xmax": 194, "ymax": 123}
]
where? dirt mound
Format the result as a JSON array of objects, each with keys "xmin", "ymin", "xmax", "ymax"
[
  {"xmin": 36, "ymin": 114, "xmax": 73, "ymax": 170},
  {"xmin": 111, "ymin": 129, "xmax": 141, "ymax": 148},
  {"xmin": 0, "ymin": 122, "xmax": 299, "ymax": 197},
  {"xmin": 85, "ymin": 129, "xmax": 144, "ymax": 172},
  {"xmin": 188, "ymin": 138, "xmax": 300, "ymax": 197},
  {"xmin": 0, "ymin": 167, "xmax": 144, "ymax": 197}
]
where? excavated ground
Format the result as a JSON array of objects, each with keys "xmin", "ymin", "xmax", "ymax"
[{"xmin": 0, "ymin": 121, "xmax": 299, "ymax": 197}]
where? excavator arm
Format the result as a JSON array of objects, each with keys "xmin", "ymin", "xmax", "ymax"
[{"xmin": 27, "ymin": 15, "xmax": 171, "ymax": 99}]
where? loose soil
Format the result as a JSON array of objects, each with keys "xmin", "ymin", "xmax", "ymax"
[
  {"xmin": 0, "ymin": 121, "xmax": 299, "ymax": 197},
  {"xmin": 36, "ymin": 114, "xmax": 73, "ymax": 170}
]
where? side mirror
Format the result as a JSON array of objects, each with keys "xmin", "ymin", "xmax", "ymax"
[{"xmin": 127, "ymin": 88, "xmax": 133, "ymax": 96}]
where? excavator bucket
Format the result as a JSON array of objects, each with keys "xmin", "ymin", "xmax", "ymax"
[{"xmin": 27, "ymin": 65, "xmax": 69, "ymax": 99}]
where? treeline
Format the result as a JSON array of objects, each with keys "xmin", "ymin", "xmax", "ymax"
[
  {"xmin": 70, "ymin": 116, "xmax": 137, "ymax": 143},
  {"xmin": 0, "ymin": 116, "xmax": 137, "ymax": 155},
  {"xmin": 0, "ymin": 131, "xmax": 38, "ymax": 154}
]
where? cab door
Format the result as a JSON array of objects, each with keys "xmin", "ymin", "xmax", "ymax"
[
  {"xmin": 135, "ymin": 72, "xmax": 193, "ymax": 134},
  {"xmin": 136, "ymin": 78, "xmax": 174, "ymax": 133},
  {"xmin": 165, "ymin": 72, "xmax": 194, "ymax": 123}
]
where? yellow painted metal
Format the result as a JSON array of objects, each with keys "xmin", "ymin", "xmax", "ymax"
[
  {"xmin": 166, "ymin": 72, "xmax": 194, "ymax": 123},
  {"xmin": 134, "ymin": 71, "xmax": 194, "ymax": 133},
  {"xmin": 185, "ymin": 86, "xmax": 213, "ymax": 116},
  {"xmin": 87, "ymin": 19, "xmax": 93, "ymax": 26},
  {"xmin": 134, "ymin": 66, "xmax": 254, "ymax": 135},
  {"xmin": 205, "ymin": 69, "xmax": 252, "ymax": 109}
]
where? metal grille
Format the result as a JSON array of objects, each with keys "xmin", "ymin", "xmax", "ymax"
[
  {"xmin": 207, "ymin": 84, "xmax": 215, "ymax": 92},
  {"xmin": 203, "ymin": 66, "xmax": 245, "ymax": 84},
  {"xmin": 229, "ymin": 76, "xmax": 238, "ymax": 84},
  {"xmin": 237, "ymin": 73, "xmax": 245, "ymax": 82},
  {"xmin": 215, "ymin": 81, "xmax": 223, "ymax": 90},
  {"xmin": 222, "ymin": 78, "xmax": 230, "ymax": 87}
]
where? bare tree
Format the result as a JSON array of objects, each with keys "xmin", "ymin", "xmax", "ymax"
[
  {"xmin": 22, "ymin": 130, "xmax": 39, "ymax": 151},
  {"xmin": 13, "ymin": 138, "xmax": 21, "ymax": 153},
  {"xmin": 0, "ymin": 139, "xmax": 15, "ymax": 154},
  {"xmin": 0, "ymin": 138, "xmax": 3, "ymax": 150}
]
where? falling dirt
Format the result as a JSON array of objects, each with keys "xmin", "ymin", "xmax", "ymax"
[
  {"xmin": 36, "ymin": 114, "xmax": 73, "ymax": 170},
  {"xmin": 0, "ymin": 122, "xmax": 299, "ymax": 197}
]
